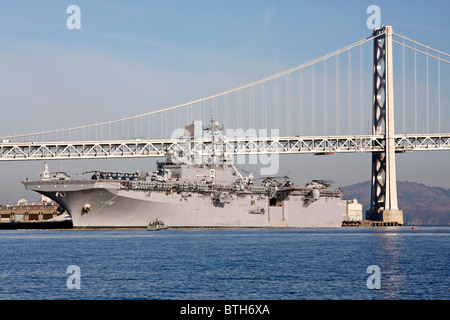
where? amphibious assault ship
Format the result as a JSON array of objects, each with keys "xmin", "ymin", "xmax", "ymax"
[{"xmin": 23, "ymin": 118, "xmax": 347, "ymax": 228}]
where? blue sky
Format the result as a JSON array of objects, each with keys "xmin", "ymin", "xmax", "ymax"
[{"xmin": 0, "ymin": 0, "xmax": 449, "ymax": 204}]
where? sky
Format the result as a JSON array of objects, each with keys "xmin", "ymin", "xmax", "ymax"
[{"xmin": 0, "ymin": 0, "xmax": 449, "ymax": 204}]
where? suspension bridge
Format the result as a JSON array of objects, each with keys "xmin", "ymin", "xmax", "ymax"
[{"xmin": 1, "ymin": 26, "xmax": 449, "ymax": 225}]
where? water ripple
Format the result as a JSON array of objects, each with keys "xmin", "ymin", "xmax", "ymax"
[{"xmin": 0, "ymin": 227, "xmax": 448, "ymax": 299}]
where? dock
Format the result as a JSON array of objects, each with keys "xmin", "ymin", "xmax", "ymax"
[
  {"xmin": 0, "ymin": 199, "xmax": 72, "ymax": 229},
  {"xmin": 342, "ymin": 220, "xmax": 404, "ymax": 227}
]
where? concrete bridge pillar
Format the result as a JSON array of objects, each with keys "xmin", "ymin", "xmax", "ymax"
[{"xmin": 367, "ymin": 26, "xmax": 404, "ymax": 225}]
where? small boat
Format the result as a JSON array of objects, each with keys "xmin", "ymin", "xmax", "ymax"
[{"xmin": 146, "ymin": 218, "xmax": 169, "ymax": 231}]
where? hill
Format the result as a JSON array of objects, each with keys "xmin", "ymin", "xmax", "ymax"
[{"xmin": 341, "ymin": 181, "xmax": 450, "ymax": 225}]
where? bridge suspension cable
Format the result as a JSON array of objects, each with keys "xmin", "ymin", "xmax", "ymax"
[
  {"xmin": 392, "ymin": 32, "xmax": 450, "ymax": 134},
  {"xmin": 392, "ymin": 32, "xmax": 450, "ymax": 63},
  {"xmin": 1, "ymin": 32, "xmax": 382, "ymax": 142},
  {"xmin": 2, "ymin": 29, "xmax": 448, "ymax": 144}
]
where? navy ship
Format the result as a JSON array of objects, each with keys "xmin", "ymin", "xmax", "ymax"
[{"xmin": 24, "ymin": 119, "xmax": 347, "ymax": 228}]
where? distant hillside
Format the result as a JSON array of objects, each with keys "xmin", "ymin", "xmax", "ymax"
[{"xmin": 341, "ymin": 181, "xmax": 450, "ymax": 225}]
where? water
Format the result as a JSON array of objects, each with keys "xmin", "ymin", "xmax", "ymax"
[{"xmin": 0, "ymin": 226, "xmax": 448, "ymax": 300}]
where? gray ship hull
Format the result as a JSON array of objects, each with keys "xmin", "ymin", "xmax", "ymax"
[
  {"xmin": 24, "ymin": 180, "xmax": 345, "ymax": 228},
  {"xmin": 23, "ymin": 119, "xmax": 349, "ymax": 228}
]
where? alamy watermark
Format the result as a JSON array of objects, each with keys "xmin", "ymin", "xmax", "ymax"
[
  {"xmin": 66, "ymin": 265, "xmax": 81, "ymax": 290},
  {"xmin": 224, "ymin": 127, "xmax": 280, "ymax": 176},
  {"xmin": 366, "ymin": 265, "xmax": 381, "ymax": 290},
  {"xmin": 170, "ymin": 121, "xmax": 280, "ymax": 176},
  {"xmin": 366, "ymin": 5, "xmax": 381, "ymax": 30},
  {"xmin": 66, "ymin": 5, "xmax": 81, "ymax": 30}
]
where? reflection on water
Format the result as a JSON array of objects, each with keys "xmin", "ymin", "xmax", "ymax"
[
  {"xmin": 372, "ymin": 229, "xmax": 405, "ymax": 299},
  {"xmin": 369, "ymin": 227, "xmax": 449, "ymax": 300}
]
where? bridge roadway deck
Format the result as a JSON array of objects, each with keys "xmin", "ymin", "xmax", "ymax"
[{"xmin": 0, "ymin": 134, "xmax": 449, "ymax": 160}]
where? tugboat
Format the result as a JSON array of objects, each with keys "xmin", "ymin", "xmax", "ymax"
[{"xmin": 146, "ymin": 218, "xmax": 168, "ymax": 231}]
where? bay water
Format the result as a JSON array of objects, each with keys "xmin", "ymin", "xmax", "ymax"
[{"xmin": 0, "ymin": 226, "xmax": 448, "ymax": 300}]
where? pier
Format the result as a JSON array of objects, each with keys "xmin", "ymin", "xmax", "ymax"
[
  {"xmin": 0, "ymin": 200, "xmax": 72, "ymax": 229},
  {"xmin": 342, "ymin": 220, "xmax": 404, "ymax": 227}
]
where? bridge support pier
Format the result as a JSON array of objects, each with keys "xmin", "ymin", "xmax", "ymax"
[{"xmin": 367, "ymin": 26, "xmax": 403, "ymax": 225}]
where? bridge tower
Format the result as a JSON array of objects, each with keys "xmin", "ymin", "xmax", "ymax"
[{"xmin": 367, "ymin": 25, "xmax": 404, "ymax": 225}]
